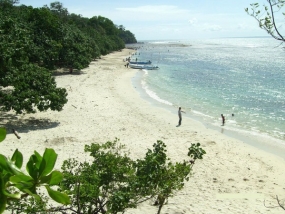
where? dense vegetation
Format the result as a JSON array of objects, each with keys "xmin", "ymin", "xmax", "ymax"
[
  {"xmin": 0, "ymin": 0, "xmax": 137, "ymax": 114},
  {"xmin": 0, "ymin": 129, "xmax": 206, "ymax": 214}
]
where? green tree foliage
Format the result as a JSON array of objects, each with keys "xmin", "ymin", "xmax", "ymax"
[
  {"xmin": 26, "ymin": 7, "xmax": 64, "ymax": 69},
  {"xmin": 59, "ymin": 139, "xmax": 138, "ymax": 213},
  {"xmin": 134, "ymin": 141, "xmax": 205, "ymax": 214},
  {"xmin": 57, "ymin": 139, "xmax": 205, "ymax": 214},
  {"xmin": 59, "ymin": 25, "xmax": 93, "ymax": 70},
  {"xmin": 0, "ymin": 10, "xmax": 68, "ymax": 113},
  {"xmin": 245, "ymin": 0, "xmax": 285, "ymax": 42},
  {"xmin": 47, "ymin": 1, "xmax": 69, "ymax": 21},
  {"xmin": 118, "ymin": 25, "xmax": 137, "ymax": 44},
  {"xmin": 0, "ymin": 1, "xmax": 137, "ymax": 114},
  {"xmin": 7, "ymin": 194, "xmax": 50, "ymax": 213},
  {"xmin": 0, "ymin": 0, "xmax": 19, "ymax": 7},
  {"xmin": 0, "ymin": 64, "xmax": 68, "ymax": 113}
]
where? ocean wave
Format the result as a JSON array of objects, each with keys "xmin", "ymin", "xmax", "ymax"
[{"xmin": 141, "ymin": 71, "xmax": 173, "ymax": 106}]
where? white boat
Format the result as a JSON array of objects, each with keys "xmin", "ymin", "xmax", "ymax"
[
  {"xmin": 129, "ymin": 64, "xmax": 159, "ymax": 70},
  {"xmin": 144, "ymin": 65, "xmax": 159, "ymax": 70},
  {"xmin": 129, "ymin": 60, "xmax": 152, "ymax": 65}
]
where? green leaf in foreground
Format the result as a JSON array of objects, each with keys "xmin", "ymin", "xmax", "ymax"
[
  {"xmin": 40, "ymin": 170, "xmax": 63, "ymax": 185},
  {"xmin": 3, "ymin": 190, "xmax": 21, "ymax": 200},
  {"xmin": 0, "ymin": 127, "xmax": 6, "ymax": 143},
  {"xmin": 0, "ymin": 154, "xmax": 9, "ymax": 171},
  {"xmin": 39, "ymin": 148, "xmax": 57, "ymax": 177},
  {"xmin": 11, "ymin": 149, "xmax": 23, "ymax": 169},
  {"xmin": 0, "ymin": 195, "xmax": 7, "ymax": 213},
  {"xmin": 45, "ymin": 186, "xmax": 70, "ymax": 205},
  {"xmin": 0, "ymin": 177, "xmax": 7, "ymax": 213},
  {"xmin": 10, "ymin": 174, "xmax": 34, "ymax": 183}
]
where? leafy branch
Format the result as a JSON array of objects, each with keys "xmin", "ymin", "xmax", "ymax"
[
  {"xmin": 245, "ymin": 0, "xmax": 285, "ymax": 42},
  {"xmin": 0, "ymin": 127, "xmax": 70, "ymax": 213}
]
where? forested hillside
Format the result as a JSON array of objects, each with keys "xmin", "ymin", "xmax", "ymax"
[{"xmin": 0, "ymin": 0, "xmax": 137, "ymax": 114}]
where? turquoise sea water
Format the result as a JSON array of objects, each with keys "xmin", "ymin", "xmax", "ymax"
[{"xmin": 128, "ymin": 38, "xmax": 285, "ymax": 148}]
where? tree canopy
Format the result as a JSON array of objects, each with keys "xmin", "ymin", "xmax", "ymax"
[{"xmin": 0, "ymin": 1, "xmax": 137, "ymax": 114}]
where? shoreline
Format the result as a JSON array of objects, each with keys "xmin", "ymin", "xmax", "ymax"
[
  {"xmin": 132, "ymin": 67, "xmax": 285, "ymax": 161},
  {"xmin": 2, "ymin": 49, "xmax": 285, "ymax": 213}
]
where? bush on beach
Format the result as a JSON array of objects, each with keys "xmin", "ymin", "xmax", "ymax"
[{"xmin": 0, "ymin": 129, "xmax": 206, "ymax": 214}]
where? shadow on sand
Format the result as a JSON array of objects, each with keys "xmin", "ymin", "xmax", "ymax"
[
  {"xmin": 0, "ymin": 112, "xmax": 60, "ymax": 135},
  {"xmin": 52, "ymin": 68, "xmax": 85, "ymax": 76}
]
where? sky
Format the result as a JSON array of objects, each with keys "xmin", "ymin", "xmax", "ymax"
[{"xmin": 17, "ymin": 0, "xmax": 282, "ymax": 41}]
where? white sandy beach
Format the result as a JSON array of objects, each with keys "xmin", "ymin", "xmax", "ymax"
[{"xmin": 2, "ymin": 49, "xmax": 285, "ymax": 214}]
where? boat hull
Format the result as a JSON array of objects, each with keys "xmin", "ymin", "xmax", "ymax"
[
  {"xmin": 129, "ymin": 61, "xmax": 151, "ymax": 65},
  {"xmin": 129, "ymin": 64, "xmax": 159, "ymax": 70}
]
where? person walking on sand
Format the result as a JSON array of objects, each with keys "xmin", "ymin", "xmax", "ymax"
[
  {"xmin": 221, "ymin": 114, "xmax": 225, "ymax": 126},
  {"xmin": 177, "ymin": 107, "xmax": 185, "ymax": 127}
]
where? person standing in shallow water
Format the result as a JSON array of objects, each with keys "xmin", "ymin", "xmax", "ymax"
[
  {"xmin": 221, "ymin": 114, "xmax": 225, "ymax": 126},
  {"xmin": 177, "ymin": 107, "xmax": 185, "ymax": 127}
]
